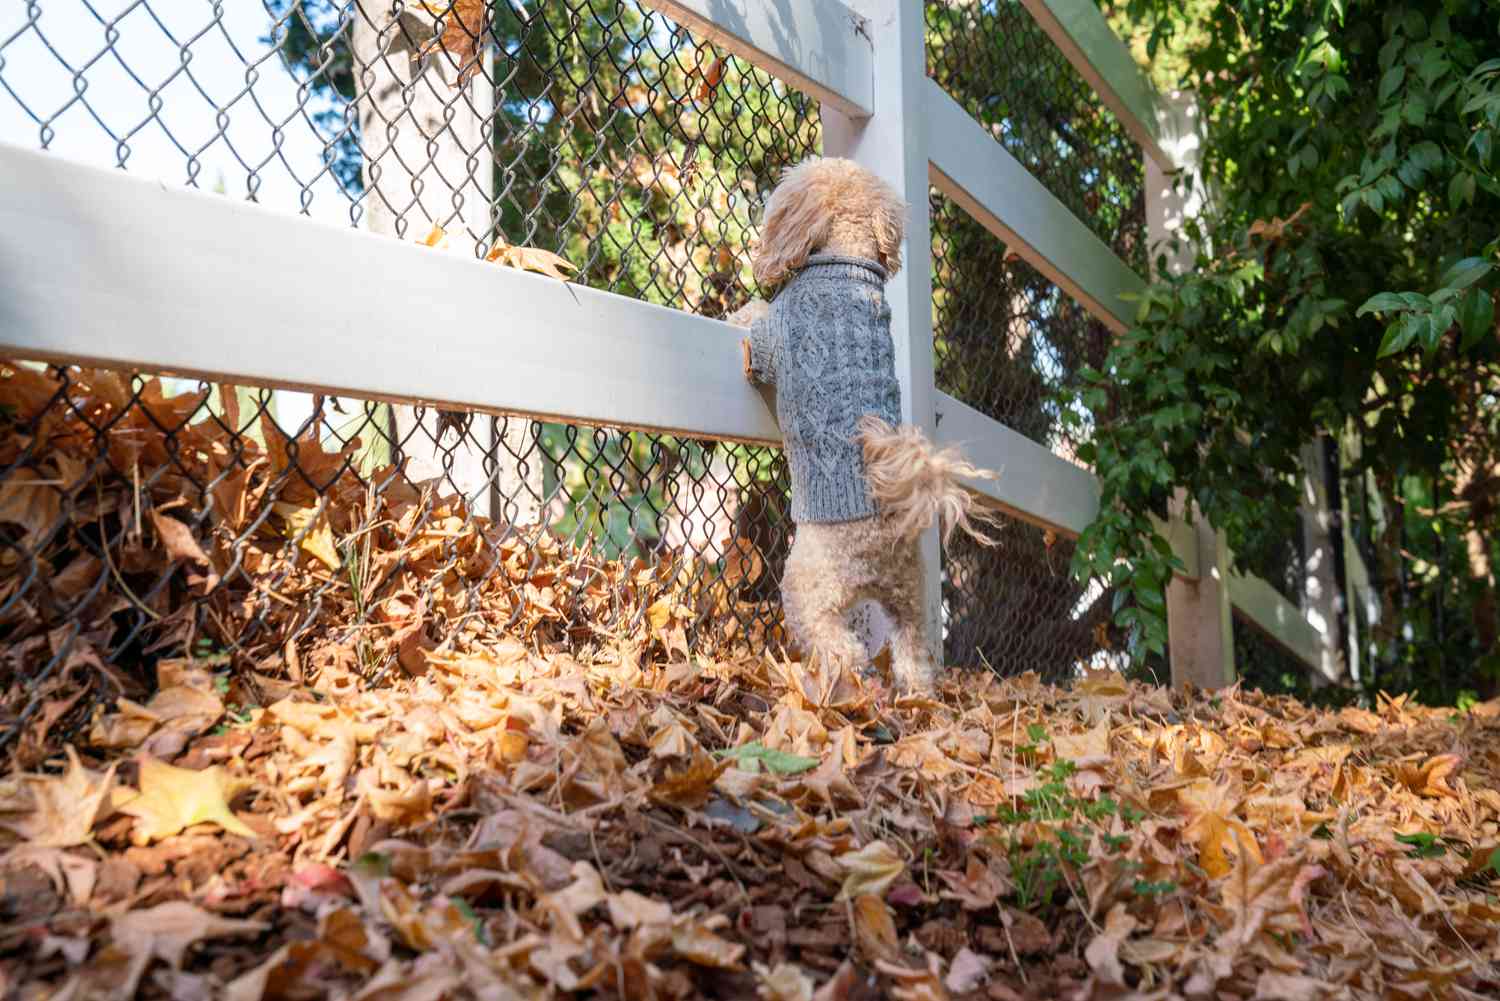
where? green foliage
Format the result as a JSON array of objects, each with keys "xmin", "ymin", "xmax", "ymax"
[
  {"xmin": 1396, "ymin": 831, "xmax": 1448, "ymax": 858},
  {"xmin": 975, "ymin": 759, "xmax": 1155, "ymax": 915},
  {"xmin": 713, "ymin": 741, "xmax": 819, "ymax": 775},
  {"xmin": 1072, "ymin": 0, "xmax": 1500, "ymax": 696}
]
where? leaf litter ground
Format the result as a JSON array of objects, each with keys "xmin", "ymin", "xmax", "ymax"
[{"xmin": 3, "ymin": 369, "xmax": 1500, "ymax": 1000}]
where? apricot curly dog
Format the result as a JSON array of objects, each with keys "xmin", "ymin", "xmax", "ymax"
[{"xmin": 728, "ymin": 157, "xmax": 997, "ymax": 693}]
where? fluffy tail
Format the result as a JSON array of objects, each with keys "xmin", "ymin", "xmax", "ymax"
[{"xmin": 857, "ymin": 415, "xmax": 999, "ymax": 546}]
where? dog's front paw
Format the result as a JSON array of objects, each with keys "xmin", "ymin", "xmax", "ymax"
[{"xmin": 726, "ymin": 299, "xmax": 770, "ymax": 329}]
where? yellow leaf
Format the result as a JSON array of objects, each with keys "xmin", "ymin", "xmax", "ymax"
[
  {"xmin": 119, "ymin": 756, "xmax": 257, "ymax": 845},
  {"xmin": 1052, "ymin": 719, "xmax": 1111, "ymax": 765},
  {"xmin": 836, "ymin": 840, "xmax": 905, "ymax": 900},
  {"xmin": 271, "ymin": 502, "xmax": 341, "ymax": 571},
  {"xmin": 485, "ymin": 240, "xmax": 577, "ymax": 280},
  {"xmin": 1177, "ymin": 779, "xmax": 1261, "ymax": 879}
]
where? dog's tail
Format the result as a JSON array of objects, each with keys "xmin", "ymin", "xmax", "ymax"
[{"xmin": 856, "ymin": 415, "xmax": 999, "ymax": 546}]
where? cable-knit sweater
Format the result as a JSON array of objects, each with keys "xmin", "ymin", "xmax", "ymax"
[{"xmin": 747, "ymin": 253, "xmax": 902, "ymax": 524}]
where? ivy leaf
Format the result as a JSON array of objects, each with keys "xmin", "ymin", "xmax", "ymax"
[
  {"xmin": 1378, "ymin": 316, "xmax": 1419, "ymax": 357},
  {"xmin": 1357, "ymin": 291, "xmax": 1410, "ymax": 317},
  {"xmin": 1439, "ymin": 257, "xmax": 1492, "ymax": 291},
  {"xmin": 713, "ymin": 741, "xmax": 818, "ymax": 775},
  {"xmin": 1378, "ymin": 65, "xmax": 1405, "ymax": 103},
  {"xmin": 1449, "ymin": 172, "xmax": 1477, "ymax": 209},
  {"xmin": 1458, "ymin": 289, "xmax": 1495, "ymax": 351}
]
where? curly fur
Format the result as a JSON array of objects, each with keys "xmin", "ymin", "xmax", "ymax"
[
  {"xmin": 782, "ymin": 517, "xmax": 937, "ymax": 692},
  {"xmin": 857, "ymin": 415, "xmax": 999, "ymax": 546},
  {"xmin": 752, "ymin": 157, "xmax": 907, "ymax": 288},
  {"xmin": 735, "ymin": 156, "xmax": 1004, "ymax": 694}
]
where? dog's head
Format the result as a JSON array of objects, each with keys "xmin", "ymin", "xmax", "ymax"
[{"xmin": 751, "ymin": 157, "xmax": 907, "ymax": 289}]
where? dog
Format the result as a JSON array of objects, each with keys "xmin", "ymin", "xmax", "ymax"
[{"xmin": 727, "ymin": 157, "xmax": 996, "ymax": 693}]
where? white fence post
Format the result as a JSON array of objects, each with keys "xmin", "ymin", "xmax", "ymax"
[
  {"xmin": 821, "ymin": 0, "xmax": 944, "ymax": 667},
  {"xmin": 1147, "ymin": 93, "xmax": 1235, "ymax": 689},
  {"xmin": 1300, "ymin": 438, "xmax": 1348, "ymax": 685}
]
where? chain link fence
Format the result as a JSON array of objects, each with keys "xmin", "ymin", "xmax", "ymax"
[
  {"xmin": 924, "ymin": 0, "xmax": 1144, "ymax": 677},
  {"xmin": 1, "ymin": 0, "xmax": 1160, "ymax": 745},
  {"xmin": 0, "ymin": 1, "xmax": 816, "ymax": 746}
]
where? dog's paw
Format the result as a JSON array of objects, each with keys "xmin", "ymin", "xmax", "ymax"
[{"xmin": 725, "ymin": 299, "xmax": 770, "ymax": 329}]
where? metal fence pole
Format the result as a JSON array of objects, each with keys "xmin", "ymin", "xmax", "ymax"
[{"xmin": 821, "ymin": 0, "xmax": 944, "ymax": 667}]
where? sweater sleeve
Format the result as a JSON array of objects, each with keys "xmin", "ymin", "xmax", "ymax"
[{"xmin": 747, "ymin": 314, "xmax": 778, "ymax": 386}]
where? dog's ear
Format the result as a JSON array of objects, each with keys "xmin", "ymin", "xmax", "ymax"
[
  {"xmin": 871, "ymin": 181, "xmax": 907, "ymax": 277},
  {"xmin": 752, "ymin": 159, "xmax": 833, "ymax": 288}
]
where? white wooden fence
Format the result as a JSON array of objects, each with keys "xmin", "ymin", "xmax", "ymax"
[{"xmin": 0, "ymin": 0, "xmax": 1345, "ymax": 687}]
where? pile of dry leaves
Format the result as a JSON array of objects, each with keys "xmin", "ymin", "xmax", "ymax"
[
  {"xmin": 0, "ymin": 361, "xmax": 778, "ymax": 758},
  {"xmin": 6, "ymin": 643, "xmax": 1500, "ymax": 1000},
  {"xmin": 3, "ymin": 366, "xmax": 1500, "ymax": 1000}
]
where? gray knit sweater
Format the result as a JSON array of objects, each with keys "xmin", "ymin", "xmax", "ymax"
[{"xmin": 747, "ymin": 253, "xmax": 902, "ymax": 524}]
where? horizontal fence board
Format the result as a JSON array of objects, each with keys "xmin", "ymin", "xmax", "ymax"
[
  {"xmin": 934, "ymin": 393, "xmax": 1099, "ymax": 537},
  {"xmin": 1, "ymin": 143, "xmax": 1324, "ymax": 676},
  {"xmin": 1017, "ymin": 0, "xmax": 1171, "ymax": 170},
  {"xmin": 924, "ymin": 81, "xmax": 1145, "ymax": 334},
  {"xmin": 1227, "ymin": 572, "xmax": 1328, "ymax": 670},
  {"xmin": 0, "ymin": 143, "xmax": 782, "ymax": 445},
  {"xmin": 642, "ymin": 0, "xmax": 873, "ymax": 118}
]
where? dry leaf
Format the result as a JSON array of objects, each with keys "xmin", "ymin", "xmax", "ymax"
[
  {"xmin": 836, "ymin": 841, "xmax": 905, "ymax": 900},
  {"xmin": 0, "ymin": 747, "xmax": 116, "ymax": 847},
  {"xmin": 672, "ymin": 917, "xmax": 746, "ymax": 968},
  {"xmin": 485, "ymin": 240, "xmax": 578, "ymax": 280},
  {"xmin": 944, "ymin": 947, "xmax": 991, "ymax": 993},
  {"xmin": 119, "ymin": 756, "xmax": 257, "ymax": 845}
]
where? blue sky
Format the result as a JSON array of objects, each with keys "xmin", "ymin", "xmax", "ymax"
[{"xmin": 1, "ymin": 1, "xmax": 349, "ymax": 224}]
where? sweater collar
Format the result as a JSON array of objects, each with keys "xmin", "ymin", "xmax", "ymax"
[{"xmin": 795, "ymin": 253, "xmax": 888, "ymax": 287}]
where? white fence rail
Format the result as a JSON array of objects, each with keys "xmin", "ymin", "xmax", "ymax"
[{"xmin": 0, "ymin": 0, "xmax": 1336, "ymax": 686}]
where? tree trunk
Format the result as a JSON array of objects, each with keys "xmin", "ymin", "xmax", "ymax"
[{"xmin": 350, "ymin": 3, "xmax": 540, "ymax": 525}]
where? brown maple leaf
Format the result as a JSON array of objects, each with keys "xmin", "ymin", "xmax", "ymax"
[
  {"xmin": 0, "ymin": 747, "xmax": 117, "ymax": 847},
  {"xmin": 410, "ymin": 0, "xmax": 490, "ymax": 88}
]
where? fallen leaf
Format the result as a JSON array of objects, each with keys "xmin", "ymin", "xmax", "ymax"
[
  {"xmin": 119, "ymin": 756, "xmax": 257, "ymax": 845},
  {"xmin": 0, "ymin": 747, "xmax": 116, "ymax": 847},
  {"xmin": 716, "ymin": 741, "xmax": 819, "ymax": 775},
  {"xmin": 836, "ymin": 840, "xmax": 905, "ymax": 900},
  {"xmin": 672, "ymin": 917, "xmax": 746, "ymax": 968},
  {"xmin": 944, "ymin": 947, "xmax": 991, "ymax": 993}
]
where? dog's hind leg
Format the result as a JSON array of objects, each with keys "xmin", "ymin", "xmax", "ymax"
[
  {"xmin": 781, "ymin": 522, "xmax": 870, "ymax": 671},
  {"xmin": 877, "ymin": 534, "xmax": 940, "ymax": 693}
]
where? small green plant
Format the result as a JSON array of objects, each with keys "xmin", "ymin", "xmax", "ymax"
[
  {"xmin": 1132, "ymin": 879, "xmax": 1179, "ymax": 897},
  {"xmin": 983, "ymin": 760, "xmax": 1153, "ymax": 916},
  {"xmin": 1396, "ymin": 832, "xmax": 1447, "ymax": 859},
  {"xmin": 192, "ymin": 636, "xmax": 232, "ymax": 668},
  {"xmin": 1014, "ymin": 723, "xmax": 1051, "ymax": 766}
]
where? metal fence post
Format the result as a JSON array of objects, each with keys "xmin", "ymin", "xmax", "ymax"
[
  {"xmin": 1148, "ymin": 93, "xmax": 1235, "ymax": 689},
  {"xmin": 821, "ymin": 0, "xmax": 944, "ymax": 667}
]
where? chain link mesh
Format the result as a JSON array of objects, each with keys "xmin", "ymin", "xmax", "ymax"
[
  {"xmin": 0, "ymin": 1, "xmax": 818, "ymax": 745},
  {"xmin": 1, "ymin": 0, "xmax": 1167, "ymax": 744},
  {"xmin": 924, "ymin": 0, "xmax": 1144, "ymax": 677}
]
